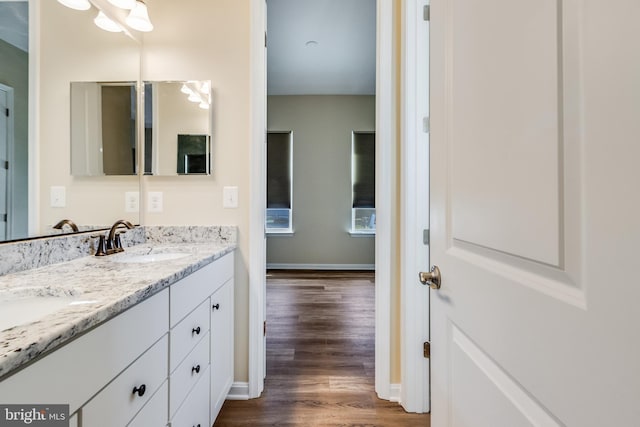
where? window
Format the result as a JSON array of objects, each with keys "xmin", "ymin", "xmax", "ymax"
[
  {"xmin": 351, "ymin": 132, "xmax": 375, "ymax": 233},
  {"xmin": 266, "ymin": 131, "xmax": 293, "ymax": 233}
]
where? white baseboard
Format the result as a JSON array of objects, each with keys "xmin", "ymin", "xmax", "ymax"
[
  {"xmin": 226, "ymin": 382, "xmax": 250, "ymax": 400},
  {"xmin": 389, "ymin": 383, "xmax": 402, "ymax": 403},
  {"xmin": 266, "ymin": 263, "xmax": 375, "ymax": 271}
]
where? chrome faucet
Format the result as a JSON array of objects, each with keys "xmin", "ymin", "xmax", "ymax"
[{"xmin": 53, "ymin": 219, "xmax": 79, "ymax": 232}]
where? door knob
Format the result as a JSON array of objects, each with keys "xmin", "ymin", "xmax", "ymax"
[{"xmin": 419, "ymin": 265, "xmax": 441, "ymax": 289}]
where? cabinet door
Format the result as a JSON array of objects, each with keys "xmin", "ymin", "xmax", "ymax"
[{"xmin": 210, "ymin": 278, "xmax": 234, "ymax": 424}]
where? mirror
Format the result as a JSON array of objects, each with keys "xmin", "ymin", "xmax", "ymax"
[
  {"xmin": 0, "ymin": 0, "xmax": 141, "ymax": 242},
  {"xmin": 143, "ymin": 81, "xmax": 212, "ymax": 176},
  {"xmin": 70, "ymin": 81, "xmax": 137, "ymax": 177}
]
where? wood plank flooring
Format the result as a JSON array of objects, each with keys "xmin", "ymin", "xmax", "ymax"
[{"xmin": 214, "ymin": 270, "xmax": 430, "ymax": 427}]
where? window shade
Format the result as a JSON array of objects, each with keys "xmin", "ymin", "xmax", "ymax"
[
  {"xmin": 352, "ymin": 133, "xmax": 376, "ymax": 208},
  {"xmin": 267, "ymin": 132, "xmax": 292, "ymax": 209}
]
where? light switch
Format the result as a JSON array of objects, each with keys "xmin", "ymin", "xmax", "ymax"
[
  {"xmin": 125, "ymin": 192, "xmax": 139, "ymax": 213},
  {"xmin": 148, "ymin": 192, "xmax": 163, "ymax": 213},
  {"xmin": 223, "ymin": 186, "xmax": 238, "ymax": 208},
  {"xmin": 50, "ymin": 186, "xmax": 66, "ymax": 208}
]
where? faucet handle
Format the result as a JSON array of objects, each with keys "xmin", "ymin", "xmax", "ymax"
[
  {"xmin": 91, "ymin": 234, "xmax": 107, "ymax": 257},
  {"xmin": 113, "ymin": 232, "xmax": 126, "ymax": 252}
]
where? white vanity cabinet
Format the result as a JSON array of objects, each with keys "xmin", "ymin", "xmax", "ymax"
[
  {"xmin": 169, "ymin": 252, "xmax": 234, "ymax": 427},
  {"xmin": 0, "ymin": 288, "xmax": 170, "ymax": 424},
  {"xmin": 0, "ymin": 250, "xmax": 235, "ymax": 427}
]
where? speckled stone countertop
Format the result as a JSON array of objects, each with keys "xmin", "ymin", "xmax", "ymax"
[{"xmin": 0, "ymin": 240, "xmax": 236, "ymax": 380}]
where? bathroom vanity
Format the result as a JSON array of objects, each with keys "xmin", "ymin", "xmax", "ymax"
[{"xmin": 0, "ymin": 226, "xmax": 236, "ymax": 426}]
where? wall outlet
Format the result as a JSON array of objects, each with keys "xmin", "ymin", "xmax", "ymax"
[
  {"xmin": 50, "ymin": 186, "xmax": 66, "ymax": 208},
  {"xmin": 223, "ymin": 186, "xmax": 239, "ymax": 208},
  {"xmin": 148, "ymin": 192, "xmax": 163, "ymax": 213},
  {"xmin": 125, "ymin": 192, "xmax": 139, "ymax": 213}
]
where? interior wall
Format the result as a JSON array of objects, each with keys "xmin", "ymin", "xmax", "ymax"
[
  {"xmin": 266, "ymin": 95, "xmax": 375, "ymax": 268},
  {"xmin": 39, "ymin": 1, "xmax": 140, "ymax": 232},
  {"xmin": 0, "ymin": 39, "xmax": 28, "ymax": 238},
  {"xmin": 140, "ymin": 0, "xmax": 251, "ymax": 383}
]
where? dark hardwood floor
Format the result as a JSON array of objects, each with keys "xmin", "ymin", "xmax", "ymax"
[{"xmin": 214, "ymin": 270, "xmax": 430, "ymax": 427}]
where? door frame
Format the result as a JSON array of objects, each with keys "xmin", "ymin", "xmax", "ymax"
[
  {"xmin": 0, "ymin": 83, "xmax": 15, "ymax": 240},
  {"xmin": 247, "ymin": 0, "xmax": 397, "ymax": 400},
  {"xmin": 400, "ymin": 0, "xmax": 430, "ymax": 413}
]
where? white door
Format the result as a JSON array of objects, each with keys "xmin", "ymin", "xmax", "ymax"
[
  {"xmin": 0, "ymin": 87, "xmax": 8, "ymax": 240},
  {"xmin": 429, "ymin": 1, "xmax": 640, "ymax": 426}
]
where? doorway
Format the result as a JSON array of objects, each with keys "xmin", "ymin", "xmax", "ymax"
[
  {"xmin": 0, "ymin": 84, "xmax": 14, "ymax": 241},
  {"xmin": 248, "ymin": 0, "xmax": 398, "ymax": 403}
]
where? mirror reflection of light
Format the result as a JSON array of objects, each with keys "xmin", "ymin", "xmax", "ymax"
[{"xmin": 198, "ymin": 101, "xmax": 209, "ymax": 110}]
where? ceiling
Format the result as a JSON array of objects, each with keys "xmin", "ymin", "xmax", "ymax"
[
  {"xmin": 0, "ymin": 1, "xmax": 28, "ymax": 52},
  {"xmin": 266, "ymin": 0, "xmax": 376, "ymax": 95}
]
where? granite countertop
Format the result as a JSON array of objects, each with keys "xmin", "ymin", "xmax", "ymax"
[{"xmin": 0, "ymin": 242, "xmax": 236, "ymax": 380}]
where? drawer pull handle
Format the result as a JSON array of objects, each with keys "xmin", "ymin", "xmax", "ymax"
[
  {"xmin": 193, "ymin": 425, "xmax": 201, "ymax": 427},
  {"xmin": 212, "ymin": 303, "xmax": 220, "ymax": 311},
  {"xmin": 192, "ymin": 326, "xmax": 201, "ymax": 335},
  {"xmin": 192, "ymin": 364, "xmax": 201, "ymax": 374},
  {"xmin": 132, "ymin": 384, "xmax": 146, "ymax": 397}
]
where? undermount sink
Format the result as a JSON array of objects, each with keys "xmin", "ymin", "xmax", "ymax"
[
  {"xmin": 114, "ymin": 252, "xmax": 190, "ymax": 264},
  {"xmin": 0, "ymin": 287, "xmax": 95, "ymax": 331}
]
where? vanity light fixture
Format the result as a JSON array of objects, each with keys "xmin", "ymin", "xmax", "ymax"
[
  {"xmin": 187, "ymin": 92, "xmax": 202, "ymax": 103},
  {"xmin": 198, "ymin": 101, "xmax": 209, "ymax": 110},
  {"xmin": 180, "ymin": 83, "xmax": 193, "ymax": 95},
  {"xmin": 107, "ymin": 0, "xmax": 136, "ymax": 9},
  {"xmin": 57, "ymin": 0, "xmax": 91, "ymax": 11},
  {"xmin": 125, "ymin": 0, "xmax": 154, "ymax": 32},
  {"xmin": 94, "ymin": 10, "xmax": 124, "ymax": 32}
]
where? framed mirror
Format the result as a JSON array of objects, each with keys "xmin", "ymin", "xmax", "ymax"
[
  {"xmin": 70, "ymin": 81, "xmax": 138, "ymax": 177},
  {"xmin": 143, "ymin": 80, "xmax": 212, "ymax": 176}
]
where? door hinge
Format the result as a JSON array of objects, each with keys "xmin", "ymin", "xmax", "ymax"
[
  {"xmin": 263, "ymin": 320, "xmax": 267, "ymax": 336},
  {"xmin": 2, "ymin": 161, "xmax": 7, "ymax": 170},
  {"xmin": 423, "ymin": 116, "xmax": 430, "ymax": 133},
  {"xmin": 265, "ymin": 32, "xmax": 267, "ymax": 47},
  {"xmin": 1, "ymin": 214, "xmax": 6, "ymax": 222},
  {"xmin": 423, "ymin": 229, "xmax": 430, "ymax": 245},
  {"xmin": 4, "ymin": 108, "xmax": 8, "ymax": 117},
  {"xmin": 423, "ymin": 341, "xmax": 431, "ymax": 358},
  {"xmin": 423, "ymin": 5, "xmax": 430, "ymax": 22}
]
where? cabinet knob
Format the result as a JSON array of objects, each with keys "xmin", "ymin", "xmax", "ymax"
[
  {"xmin": 192, "ymin": 364, "xmax": 201, "ymax": 374},
  {"xmin": 192, "ymin": 326, "xmax": 201, "ymax": 335},
  {"xmin": 212, "ymin": 303, "xmax": 220, "ymax": 311},
  {"xmin": 132, "ymin": 384, "xmax": 146, "ymax": 397}
]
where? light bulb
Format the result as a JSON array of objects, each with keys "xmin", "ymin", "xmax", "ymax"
[
  {"xmin": 107, "ymin": 0, "xmax": 137, "ymax": 9},
  {"xmin": 188, "ymin": 92, "xmax": 201, "ymax": 103},
  {"xmin": 126, "ymin": 1, "xmax": 154, "ymax": 32},
  {"xmin": 94, "ymin": 11, "xmax": 123, "ymax": 32},
  {"xmin": 57, "ymin": 0, "xmax": 91, "ymax": 11},
  {"xmin": 180, "ymin": 84, "xmax": 193, "ymax": 95},
  {"xmin": 198, "ymin": 101, "xmax": 209, "ymax": 110}
]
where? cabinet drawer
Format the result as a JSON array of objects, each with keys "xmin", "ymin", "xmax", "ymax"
[
  {"xmin": 82, "ymin": 335, "xmax": 168, "ymax": 427},
  {"xmin": 170, "ymin": 300, "xmax": 210, "ymax": 373},
  {"xmin": 128, "ymin": 380, "xmax": 168, "ymax": 427},
  {"xmin": 170, "ymin": 334, "xmax": 209, "ymax": 418},
  {"xmin": 170, "ymin": 366, "xmax": 210, "ymax": 427},
  {"xmin": 170, "ymin": 253, "xmax": 233, "ymax": 327},
  {"xmin": 0, "ymin": 289, "xmax": 169, "ymax": 413}
]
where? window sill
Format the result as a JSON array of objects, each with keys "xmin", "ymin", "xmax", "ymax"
[
  {"xmin": 266, "ymin": 230, "xmax": 295, "ymax": 237},
  {"xmin": 349, "ymin": 230, "xmax": 376, "ymax": 237}
]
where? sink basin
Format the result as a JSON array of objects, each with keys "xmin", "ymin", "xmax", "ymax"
[
  {"xmin": 0, "ymin": 287, "xmax": 93, "ymax": 331},
  {"xmin": 114, "ymin": 252, "xmax": 190, "ymax": 264}
]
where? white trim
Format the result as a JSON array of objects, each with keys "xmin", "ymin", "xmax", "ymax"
[
  {"xmin": 400, "ymin": 0, "xmax": 431, "ymax": 413},
  {"xmin": 248, "ymin": 0, "xmax": 267, "ymax": 400},
  {"xmin": 226, "ymin": 382, "xmax": 250, "ymax": 401},
  {"xmin": 266, "ymin": 231, "xmax": 294, "ymax": 236},
  {"xmin": 0, "ymin": 84, "xmax": 15, "ymax": 240},
  {"xmin": 249, "ymin": 0, "xmax": 394, "ymax": 403},
  {"xmin": 266, "ymin": 263, "xmax": 375, "ymax": 271},
  {"xmin": 348, "ymin": 231, "xmax": 375, "ymax": 237},
  {"xmin": 374, "ymin": 0, "xmax": 394, "ymax": 402},
  {"xmin": 389, "ymin": 383, "xmax": 402, "ymax": 403},
  {"xmin": 28, "ymin": 0, "xmax": 40, "ymax": 236}
]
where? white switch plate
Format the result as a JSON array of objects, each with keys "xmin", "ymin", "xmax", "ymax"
[
  {"xmin": 223, "ymin": 186, "xmax": 238, "ymax": 208},
  {"xmin": 125, "ymin": 191, "xmax": 139, "ymax": 213},
  {"xmin": 50, "ymin": 186, "xmax": 66, "ymax": 208},
  {"xmin": 148, "ymin": 192, "xmax": 163, "ymax": 213}
]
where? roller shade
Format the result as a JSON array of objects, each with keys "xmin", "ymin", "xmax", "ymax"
[
  {"xmin": 352, "ymin": 132, "xmax": 375, "ymax": 208},
  {"xmin": 267, "ymin": 132, "xmax": 292, "ymax": 209}
]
